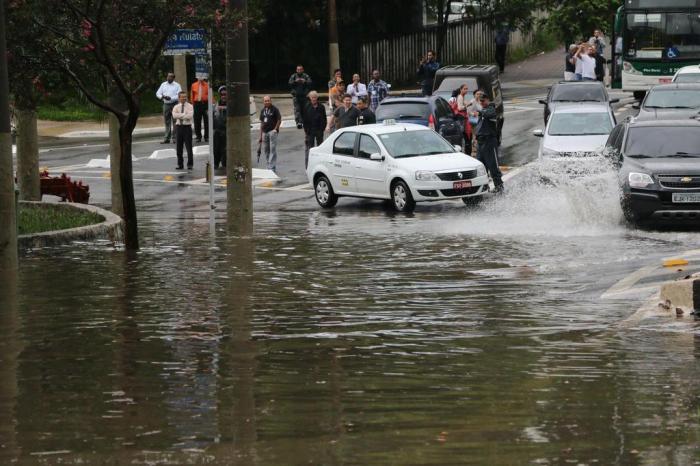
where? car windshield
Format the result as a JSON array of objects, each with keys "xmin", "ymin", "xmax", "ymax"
[
  {"xmin": 674, "ymin": 73, "xmax": 700, "ymax": 83},
  {"xmin": 378, "ymin": 130, "xmax": 456, "ymax": 158},
  {"xmin": 547, "ymin": 112, "xmax": 613, "ymax": 136},
  {"xmin": 376, "ymin": 102, "xmax": 431, "ymax": 120},
  {"xmin": 644, "ymin": 89, "xmax": 700, "ymax": 108},
  {"xmin": 551, "ymin": 85, "xmax": 606, "ymax": 102},
  {"xmin": 625, "ymin": 127, "xmax": 700, "ymax": 157}
]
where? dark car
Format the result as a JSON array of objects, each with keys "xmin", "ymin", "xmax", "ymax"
[
  {"xmin": 539, "ymin": 81, "xmax": 618, "ymax": 124},
  {"xmin": 633, "ymin": 83, "xmax": 700, "ymax": 122},
  {"xmin": 431, "ymin": 64, "xmax": 504, "ymax": 139},
  {"xmin": 605, "ymin": 119, "xmax": 700, "ymax": 225},
  {"xmin": 375, "ymin": 96, "xmax": 465, "ymax": 147}
]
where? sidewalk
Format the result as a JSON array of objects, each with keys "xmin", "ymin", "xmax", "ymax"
[{"xmin": 38, "ymin": 50, "xmax": 566, "ymax": 139}]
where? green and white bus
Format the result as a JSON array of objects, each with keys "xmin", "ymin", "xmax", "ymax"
[{"xmin": 612, "ymin": 0, "xmax": 700, "ymax": 99}]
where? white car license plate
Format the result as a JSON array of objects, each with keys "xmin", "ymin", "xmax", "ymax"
[
  {"xmin": 453, "ymin": 180, "xmax": 472, "ymax": 189},
  {"xmin": 672, "ymin": 192, "xmax": 700, "ymax": 203}
]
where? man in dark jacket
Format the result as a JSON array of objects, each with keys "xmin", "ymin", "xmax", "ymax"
[
  {"xmin": 417, "ymin": 50, "xmax": 440, "ymax": 96},
  {"xmin": 302, "ymin": 91, "xmax": 326, "ymax": 168},
  {"xmin": 212, "ymin": 86, "xmax": 227, "ymax": 170},
  {"xmin": 476, "ymin": 93, "xmax": 503, "ymax": 192},
  {"xmin": 356, "ymin": 96, "xmax": 376, "ymax": 125},
  {"xmin": 288, "ymin": 65, "xmax": 313, "ymax": 129}
]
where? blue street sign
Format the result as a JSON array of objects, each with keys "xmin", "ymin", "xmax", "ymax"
[
  {"xmin": 195, "ymin": 54, "xmax": 210, "ymax": 78},
  {"xmin": 163, "ymin": 29, "xmax": 208, "ymax": 55}
]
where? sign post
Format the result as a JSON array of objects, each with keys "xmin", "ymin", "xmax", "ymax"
[{"xmin": 164, "ymin": 30, "xmax": 216, "ymax": 220}]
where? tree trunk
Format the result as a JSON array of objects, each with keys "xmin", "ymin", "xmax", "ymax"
[
  {"xmin": 15, "ymin": 108, "xmax": 39, "ymax": 201},
  {"xmin": 109, "ymin": 112, "xmax": 123, "ymax": 217},
  {"xmin": 328, "ymin": 0, "xmax": 340, "ymax": 78},
  {"xmin": 118, "ymin": 120, "xmax": 139, "ymax": 250},
  {"xmin": 0, "ymin": 0, "xmax": 17, "ymax": 270},
  {"xmin": 226, "ymin": 0, "xmax": 253, "ymax": 236}
]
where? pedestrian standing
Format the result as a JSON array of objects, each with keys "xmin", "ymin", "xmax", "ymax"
[
  {"xmin": 302, "ymin": 91, "xmax": 327, "ymax": 168},
  {"xmin": 356, "ymin": 96, "xmax": 376, "ymax": 125},
  {"xmin": 288, "ymin": 65, "xmax": 313, "ymax": 129},
  {"xmin": 190, "ymin": 77, "xmax": 209, "ymax": 143},
  {"xmin": 466, "ymin": 89, "xmax": 484, "ymax": 156},
  {"xmin": 495, "ymin": 26, "xmax": 510, "ymax": 73},
  {"xmin": 564, "ymin": 44, "xmax": 577, "ymax": 81},
  {"xmin": 155, "ymin": 72, "xmax": 181, "ymax": 144},
  {"xmin": 171, "ymin": 91, "xmax": 194, "ymax": 170},
  {"xmin": 475, "ymin": 93, "xmax": 503, "ymax": 192},
  {"xmin": 328, "ymin": 68, "xmax": 342, "ymax": 92},
  {"xmin": 348, "ymin": 73, "xmax": 368, "ymax": 105},
  {"xmin": 589, "ymin": 29, "xmax": 605, "ymax": 56},
  {"xmin": 213, "ymin": 86, "xmax": 227, "ymax": 170},
  {"xmin": 456, "ymin": 84, "xmax": 472, "ymax": 155},
  {"xmin": 593, "ymin": 46, "xmax": 606, "ymax": 82},
  {"xmin": 367, "ymin": 69, "xmax": 389, "ymax": 112},
  {"xmin": 259, "ymin": 96, "xmax": 282, "ymax": 173},
  {"xmin": 330, "ymin": 80, "xmax": 346, "ymax": 111},
  {"xmin": 417, "ymin": 50, "xmax": 440, "ymax": 96},
  {"xmin": 327, "ymin": 94, "xmax": 359, "ymax": 132},
  {"xmin": 577, "ymin": 44, "xmax": 597, "ymax": 81}
]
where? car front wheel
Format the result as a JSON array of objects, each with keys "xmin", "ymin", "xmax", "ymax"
[
  {"xmin": 391, "ymin": 180, "xmax": 416, "ymax": 213},
  {"xmin": 314, "ymin": 175, "xmax": 338, "ymax": 208}
]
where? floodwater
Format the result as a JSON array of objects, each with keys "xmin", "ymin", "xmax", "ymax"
[{"xmin": 2, "ymin": 160, "xmax": 700, "ymax": 465}]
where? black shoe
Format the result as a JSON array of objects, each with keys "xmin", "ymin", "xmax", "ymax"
[
  {"xmin": 296, "ymin": 123, "xmax": 303, "ymax": 129},
  {"xmin": 176, "ymin": 166, "xmax": 184, "ymax": 170},
  {"xmin": 195, "ymin": 138, "xmax": 202, "ymax": 143},
  {"xmin": 187, "ymin": 166, "xmax": 193, "ymax": 170},
  {"xmin": 204, "ymin": 138, "xmax": 209, "ymax": 142},
  {"xmin": 494, "ymin": 184, "xmax": 504, "ymax": 194},
  {"xmin": 161, "ymin": 140, "xmax": 170, "ymax": 144}
]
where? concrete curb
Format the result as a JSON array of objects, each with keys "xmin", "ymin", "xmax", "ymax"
[
  {"xmin": 660, "ymin": 274, "xmax": 700, "ymax": 314},
  {"xmin": 18, "ymin": 201, "xmax": 124, "ymax": 249}
]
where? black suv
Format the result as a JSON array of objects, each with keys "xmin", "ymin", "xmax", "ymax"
[
  {"xmin": 633, "ymin": 83, "xmax": 700, "ymax": 122},
  {"xmin": 375, "ymin": 96, "xmax": 465, "ymax": 147},
  {"xmin": 431, "ymin": 65, "xmax": 504, "ymax": 139},
  {"xmin": 539, "ymin": 81, "xmax": 618, "ymax": 124},
  {"xmin": 605, "ymin": 119, "xmax": 700, "ymax": 225}
]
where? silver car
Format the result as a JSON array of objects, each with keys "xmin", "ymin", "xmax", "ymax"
[{"xmin": 532, "ymin": 103, "xmax": 616, "ymax": 158}]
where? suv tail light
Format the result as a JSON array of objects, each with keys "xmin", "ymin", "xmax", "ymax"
[{"xmin": 428, "ymin": 114, "xmax": 436, "ymax": 130}]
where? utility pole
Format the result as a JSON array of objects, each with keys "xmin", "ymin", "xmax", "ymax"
[
  {"xmin": 328, "ymin": 0, "xmax": 340, "ymax": 78},
  {"xmin": 226, "ymin": 0, "xmax": 253, "ymax": 235},
  {"xmin": 0, "ymin": 0, "xmax": 17, "ymax": 270}
]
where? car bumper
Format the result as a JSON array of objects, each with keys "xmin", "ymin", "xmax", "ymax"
[
  {"xmin": 624, "ymin": 189, "xmax": 700, "ymax": 223},
  {"xmin": 412, "ymin": 175, "xmax": 490, "ymax": 201}
]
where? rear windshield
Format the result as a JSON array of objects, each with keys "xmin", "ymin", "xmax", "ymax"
[
  {"xmin": 376, "ymin": 102, "xmax": 431, "ymax": 121},
  {"xmin": 625, "ymin": 127, "xmax": 700, "ymax": 157},
  {"xmin": 644, "ymin": 89, "xmax": 700, "ymax": 109},
  {"xmin": 548, "ymin": 112, "xmax": 613, "ymax": 136},
  {"xmin": 551, "ymin": 85, "xmax": 606, "ymax": 102},
  {"xmin": 434, "ymin": 77, "xmax": 480, "ymax": 102},
  {"xmin": 674, "ymin": 73, "xmax": 700, "ymax": 83}
]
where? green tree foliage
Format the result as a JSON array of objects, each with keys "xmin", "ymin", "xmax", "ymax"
[{"xmin": 543, "ymin": 0, "xmax": 622, "ymax": 45}]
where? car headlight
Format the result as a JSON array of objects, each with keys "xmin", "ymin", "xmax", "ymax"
[
  {"xmin": 415, "ymin": 170, "xmax": 439, "ymax": 181},
  {"xmin": 476, "ymin": 165, "xmax": 487, "ymax": 177},
  {"xmin": 628, "ymin": 172, "xmax": 654, "ymax": 188}
]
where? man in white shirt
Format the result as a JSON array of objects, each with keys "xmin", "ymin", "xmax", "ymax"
[
  {"xmin": 171, "ymin": 92, "xmax": 194, "ymax": 169},
  {"xmin": 578, "ymin": 44, "xmax": 597, "ymax": 81},
  {"xmin": 155, "ymin": 72, "xmax": 181, "ymax": 144},
  {"xmin": 347, "ymin": 73, "xmax": 367, "ymax": 105}
]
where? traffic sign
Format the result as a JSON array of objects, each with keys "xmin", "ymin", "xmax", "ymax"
[
  {"xmin": 163, "ymin": 29, "xmax": 208, "ymax": 55},
  {"xmin": 195, "ymin": 54, "xmax": 209, "ymax": 79}
]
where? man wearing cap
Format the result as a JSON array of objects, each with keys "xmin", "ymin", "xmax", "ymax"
[{"xmin": 475, "ymin": 92, "xmax": 503, "ymax": 193}]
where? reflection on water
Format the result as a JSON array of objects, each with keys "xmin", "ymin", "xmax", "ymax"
[{"xmin": 2, "ymin": 163, "xmax": 700, "ymax": 464}]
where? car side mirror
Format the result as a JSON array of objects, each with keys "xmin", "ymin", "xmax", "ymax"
[
  {"xmin": 538, "ymin": 99, "xmax": 547, "ymax": 105},
  {"xmin": 609, "ymin": 98, "xmax": 620, "ymax": 104},
  {"xmin": 532, "ymin": 129, "xmax": 544, "ymax": 138},
  {"xmin": 632, "ymin": 103, "xmax": 640, "ymax": 110},
  {"xmin": 370, "ymin": 153, "xmax": 384, "ymax": 161}
]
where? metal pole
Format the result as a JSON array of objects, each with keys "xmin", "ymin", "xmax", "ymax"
[{"xmin": 207, "ymin": 40, "xmax": 215, "ymax": 215}]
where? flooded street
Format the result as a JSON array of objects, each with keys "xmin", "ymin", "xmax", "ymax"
[{"xmin": 3, "ymin": 163, "xmax": 700, "ymax": 465}]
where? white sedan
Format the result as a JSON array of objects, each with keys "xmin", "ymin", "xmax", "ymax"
[{"xmin": 307, "ymin": 122, "xmax": 489, "ymax": 212}]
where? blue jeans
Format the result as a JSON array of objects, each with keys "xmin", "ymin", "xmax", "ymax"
[
  {"xmin": 575, "ymin": 73, "xmax": 582, "ymax": 81},
  {"xmin": 262, "ymin": 130, "xmax": 278, "ymax": 172}
]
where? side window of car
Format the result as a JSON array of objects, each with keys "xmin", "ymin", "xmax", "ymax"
[
  {"xmin": 614, "ymin": 126, "xmax": 625, "ymax": 153},
  {"xmin": 333, "ymin": 132, "xmax": 357, "ymax": 156},
  {"xmin": 358, "ymin": 135, "xmax": 381, "ymax": 159},
  {"xmin": 492, "ymin": 82, "xmax": 501, "ymax": 104},
  {"xmin": 606, "ymin": 125, "xmax": 621, "ymax": 148}
]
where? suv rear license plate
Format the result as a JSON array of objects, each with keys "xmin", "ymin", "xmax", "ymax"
[
  {"xmin": 453, "ymin": 180, "xmax": 472, "ymax": 189},
  {"xmin": 672, "ymin": 192, "xmax": 700, "ymax": 203}
]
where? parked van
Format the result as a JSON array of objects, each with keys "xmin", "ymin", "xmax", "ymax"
[{"xmin": 432, "ymin": 65, "xmax": 504, "ymax": 140}]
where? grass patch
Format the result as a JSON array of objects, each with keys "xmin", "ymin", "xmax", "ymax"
[
  {"xmin": 37, "ymin": 98, "xmax": 163, "ymax": 122},
  {"xmin": 18, "ymin": 204, "xmax": 104, "ymax": 235},
  {"xmin": 508, "ymin": 28, "xmax": 559, "ymax": 64}
]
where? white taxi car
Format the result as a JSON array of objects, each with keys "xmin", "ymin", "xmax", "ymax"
[{"xmin": 307, "ymin": 122, "xmax": 489, "ymax": 212}]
